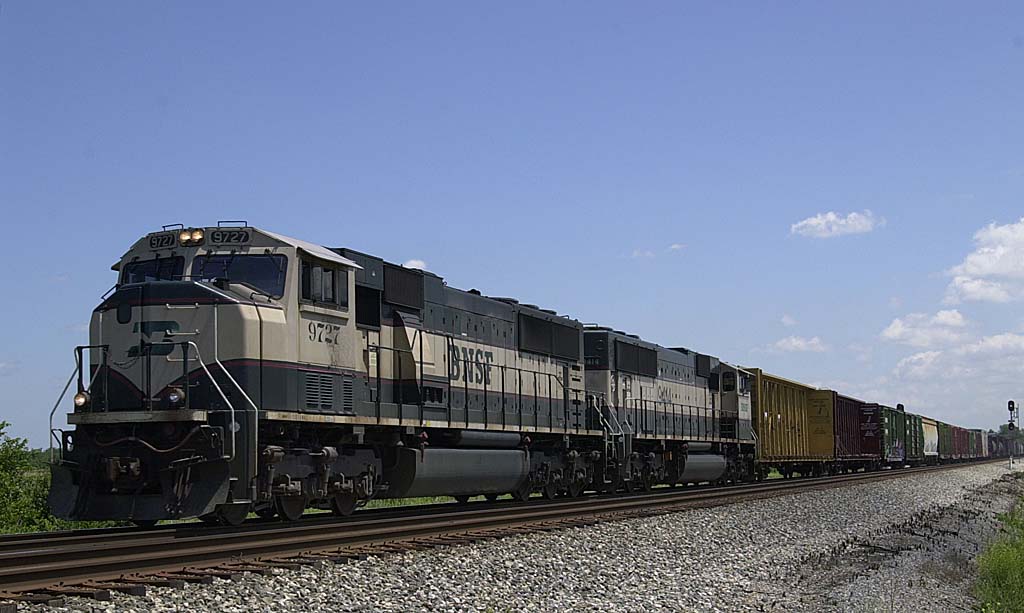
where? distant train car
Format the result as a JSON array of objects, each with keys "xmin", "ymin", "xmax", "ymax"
[
  {"xmin": 747, "ymin": 370, "xmax": 833, "ymax": 478},
  {"xmin": 831, "ymin": 393, "xmax": 879, "ymax": 472},
  {"xmin": 905, "ymin": 412, "xmax": 924, "ymax": 465},
  {"xmin": 867, "ymin": 404, "xmax": 906, "ymax": 466},
  {"xmin": 922, "ymin": 417, "xmax": 940, "ymax": 464},
  {"xmin": 953, "ymin": 426, "xmax": 969, "ymax": 460},
  {"xmin": 938, "ymin": 421, "xmax": 954, "ymax": 461}
]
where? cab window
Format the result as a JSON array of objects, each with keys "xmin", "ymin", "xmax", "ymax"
[
  {"xmin": 301, "ymin": 260, "xmax": 349, "ymax": 309},
  {"xmin": 722, "ymin": 371, "xmax": 737, "ymax": 393},
  {"xmin": 193, "ymin": 254, "xmax": 288, "ymax": 298},
  {"xmin": 121, "ymin": 257, "xmax": 185, "ymax": 284}
]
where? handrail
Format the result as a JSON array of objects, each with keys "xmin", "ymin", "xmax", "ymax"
[
  {"xmin": 48, "ymin": 368, "xmax": 78, "ymax": 464},
  {"xmin": 184, "ymin": 341, "xmax": 236, "ymax": 461}
]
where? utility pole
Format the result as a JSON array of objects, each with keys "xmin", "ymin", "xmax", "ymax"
[{"xmin": 1009, "ymin": 400, "xmax": 1019, "ymax": 469}]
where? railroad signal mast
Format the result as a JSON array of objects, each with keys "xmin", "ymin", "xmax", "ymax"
[{"xmin": 1009, "ymin": 400, "xmax": 1019, "ymax": 469}]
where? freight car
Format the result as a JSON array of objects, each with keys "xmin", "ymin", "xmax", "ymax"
[
  {"xmin": 905, "ymin": 412, "xmax": 924, "ymax": 466},
  {"xmin": 922, "ymin": 417, "xmax": 940, "ymax": 465},
  {"xmin": 746, "ymin": 370, "xmax": 833, "ymax": 478},
  {"xmin": 46, "ymin": 224, "xmax": 998, "ymax": 526}
]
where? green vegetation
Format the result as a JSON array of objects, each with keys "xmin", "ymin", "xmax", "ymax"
[
  {"xmin": 976, "ymin": 487, "xmax": 1024, "ymax": 613},
  {"xmin": 0, "ymin": 421, "xmax": 122, "ymax": 534}
]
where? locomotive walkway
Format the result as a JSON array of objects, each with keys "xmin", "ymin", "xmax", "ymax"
[{"xmin": 0, "ymin": 460, "xmax": 1000, "ymax": 608}]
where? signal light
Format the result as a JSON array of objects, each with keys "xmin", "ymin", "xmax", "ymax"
[{"xmin": 73, "ymin": 391, "xmax": 90, "ymax": 408}]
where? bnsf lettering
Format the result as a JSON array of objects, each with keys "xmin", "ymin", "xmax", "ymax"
[
  {"xmin": 308, "ymin": 322, "xmax": 342, "ymax": 345},
  {"xmin": 448, "ymin": 345, "xmax": 494, "ymax": 384}
]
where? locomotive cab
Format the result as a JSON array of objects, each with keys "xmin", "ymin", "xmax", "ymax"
[{"xmin": 49, "ymin": 224, "xmax": 361, "ymax": 525}]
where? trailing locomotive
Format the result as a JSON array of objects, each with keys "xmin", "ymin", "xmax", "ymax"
[{"xmin": 48, "ymin": 223, "xmax": 1002, "ymax": 526}]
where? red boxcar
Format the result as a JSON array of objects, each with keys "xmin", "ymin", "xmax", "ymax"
[
  {"xmin": 835, "ymin": 394, "xmax": 878, "ymax": 468},
  {"xmin": 952, "ymin": 426, "xmax": 969, "ymax": 459}
]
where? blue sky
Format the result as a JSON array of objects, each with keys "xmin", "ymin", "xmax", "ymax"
[{"xmin": 3, "ymin": 3, "xmax": 1024, "ymax": 445}]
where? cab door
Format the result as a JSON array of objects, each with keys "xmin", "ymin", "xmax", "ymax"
[{"xmin": 297, "ymin": 257, "xmax": 356, "ymax": 414}]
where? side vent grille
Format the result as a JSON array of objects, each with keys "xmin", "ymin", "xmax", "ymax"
[
  {"xmin": 303, "ymin": 371, "xmax": 334, "ymax": 411},
  {"xmin": 341, "ymin": 375, "xmax": 354, "ymax": 413}
]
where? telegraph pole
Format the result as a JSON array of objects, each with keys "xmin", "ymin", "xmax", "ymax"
[{"xmin": 1009, "ymin": 400, "xmax": 1019, "ymax": 469}]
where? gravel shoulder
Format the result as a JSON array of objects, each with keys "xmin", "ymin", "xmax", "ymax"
[{"xmin": 20, "ymin": 463, "xmax": 1020, "ymax": 613}]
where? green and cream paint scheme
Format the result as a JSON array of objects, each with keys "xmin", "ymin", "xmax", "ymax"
[{"xmin": 50, "ymin": 225, "xmax": 754, "ymax": 525}]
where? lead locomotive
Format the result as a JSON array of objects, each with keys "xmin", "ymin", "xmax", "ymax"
[{"xmin": 50, "ymin": 224, "xmax": 753, "ymax": 525}]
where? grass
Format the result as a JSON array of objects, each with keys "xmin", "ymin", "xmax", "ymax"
[{"xmin": 976, "ymin": 483, "xmax": 1024, "ymax": 613}]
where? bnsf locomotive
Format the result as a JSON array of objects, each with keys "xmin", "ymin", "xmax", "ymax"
[{"xmin": 50, "ymin": 224, "xmax": 756, "ymax": 526}]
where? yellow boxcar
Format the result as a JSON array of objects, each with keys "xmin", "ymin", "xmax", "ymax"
[{"xmin": 747, "ymin": 368, "xmax": 835, "ymax": 464}]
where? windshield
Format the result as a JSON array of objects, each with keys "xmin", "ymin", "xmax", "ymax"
[
  {"xmin": 193, "ymin": 254, "xmax": 288, "ymax": 298},
  {"xmin": 121, "ymin": 257, "xmax": 185, "ymax": 284}
]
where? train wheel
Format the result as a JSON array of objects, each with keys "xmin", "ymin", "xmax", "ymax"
[
  {"xmin": 541, "ymin": 483, "xmax": 558, "ymax": 500},
  {"xmin": 567, "ymin": 479, "xmax": 585, "ymax": 498},
  {"xmin": 485, "ymin": 493, "xmax": 500, "ymax": 502},
  {"xmin": 622, "ymin": 477, "xmax": 635, "ymax": 493},
  {"xmin": 216, "ymin": 504, "xmax": 249, "ymax": 527},
  {"xmin": 275, "ymin": 495, "xmax": 307, "ymax": 521},
  {"xmin": 132, "ymin": 519, "xmax": 158, "ymax": 529},
  {"xmin": 511, "ymin": 481, "xmax": 532, "ymax": 502},
  {"xmin": 454, "ymin": 495, "xmax": 471, "ymax": 504},
  {"xmin": 331, "ymin": 492, "xmax": 358, "ymax": 517},
  {"xmin": 255, "ymin": 505, "xmax": 276, "ymax": 520},
  {"xmin": 640, "ymin": 472, "xmax": 654, "ymax": 492}
]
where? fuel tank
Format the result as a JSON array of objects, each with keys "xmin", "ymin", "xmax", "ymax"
[
  {"xmin": 385, "ymin": 447, "xmax": 529, "ymax": 498},
  {"xmin": 679, "ymin": 454, "xmax": 727, "ymax": 484}
]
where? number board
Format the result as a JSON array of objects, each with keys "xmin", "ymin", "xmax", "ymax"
[
  {"xmin": 209, "ymin": 229, "xmax": 252, "ymax": 245},
  {"xmin": 148, "ymin": 233, "xmax": 175, "ymax": 249}
]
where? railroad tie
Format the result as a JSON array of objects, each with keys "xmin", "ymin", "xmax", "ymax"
[
  {"xmin": 181, "ymin": 568, "xmax": 244, "ymax": 581},
  {"xmin": 81, "ymin": 580, "xmax": 147, "ymax": 597},
  {"xmin": 217, "ymin": 563, "xmax": 277, "ymax": 575},
  {"xmin": 119, "ymin": 576, "xmax": 187, "ymax": 589},
  {"xmin": 151, "ymin": 572, "xmax": 215, "ymax": 585},
  {"xmin": 41, "ymin": 585, "xmax": 111, "ymax": 601},
  {"xmin": 0, "ymin": 592, "xmax": 64, "ymax": 607}
]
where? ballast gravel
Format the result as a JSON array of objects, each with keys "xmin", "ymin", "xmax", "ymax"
[{"xmin": 18, "ymin": 462, "xmax": 1019, "ymax": 613}]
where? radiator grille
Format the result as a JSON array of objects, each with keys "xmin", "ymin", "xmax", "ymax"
[
  {"xmin": 304, "ymin": 372, "xmax": 334, "ymax": 410},
  {"xmin": 341, "ymin": 375, "xmax": 354, "ymax": 413}
]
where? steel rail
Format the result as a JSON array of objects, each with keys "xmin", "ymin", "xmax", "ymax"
[{"xmin": 0, "ymin": 459, "xmax": 1001, "ymax": 594}]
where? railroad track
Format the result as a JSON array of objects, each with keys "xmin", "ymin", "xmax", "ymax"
[{"xmin": 0, "ymin": 460, "xmax": 1002, "ymax": 608}]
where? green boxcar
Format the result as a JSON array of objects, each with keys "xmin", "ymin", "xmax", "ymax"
[
  {"xmin": 871, "ymin": 404, "xmax": 907, "ymax": 464},
  {"xmin": 937, "ymin": 421, "xmax": 954, "ymax": 460},
  {"xmin": 904, "ymin": 412, "xmax": 924, "ymax": 463}
]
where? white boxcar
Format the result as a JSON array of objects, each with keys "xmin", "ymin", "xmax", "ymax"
[{"xmin": 922, "ymin": 417, "xmax": 939, "ymax": 461}]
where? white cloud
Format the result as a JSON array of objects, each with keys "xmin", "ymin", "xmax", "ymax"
[
  {"xmin": 403, "ymin": 259, "xmax": 427, "ymax": 270},
  {"xmin": 945, "ymin": 217, "xmax": 1024, "ymax": 303},
  {"xmin": 880, "ymin": 309, "xmax": 969, "ymax": 348},
  {"xmin": 631, "ymin": 249, "xmax": 655, "ymax": 259},
  {"xmin": 780, "ymin": 314, "xmax": 797, "ymax": 327},
  {"xmin": 790, "ymin": 210, "xmax": 885, "ymax": 239},
  {"xmin": 767, "ymin": 335, "xmax": 828, "ymax": 353},
  {"xmin": 893, "ymin": 351, "xmax": 944, "ymax": 380},
  {"xmin": 955, "ymin": 332, "xmax": 1024, "ymax": 356},
  {"xmin": 0, "ymin": 361, "xmax": 17, "ymax": 376},
  {"xmin": 668, "ymin": 243, "xmax": 685, "ymax": 251}
]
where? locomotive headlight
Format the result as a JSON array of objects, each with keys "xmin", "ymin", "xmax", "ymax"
[
  {"xmin": 178, "ymin": 230, "xmax": 193, "ymax": 245},
  {"xmin": 167, "ymin": 387, "xmax": 185, "ymax": 406},
  {"xmin": 190, "ymin": 229, "xmax": 204, "ymax": 243},
  {"xmin": 73, "ymin": 391, "xmax": 90, "ymax": 408}
]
